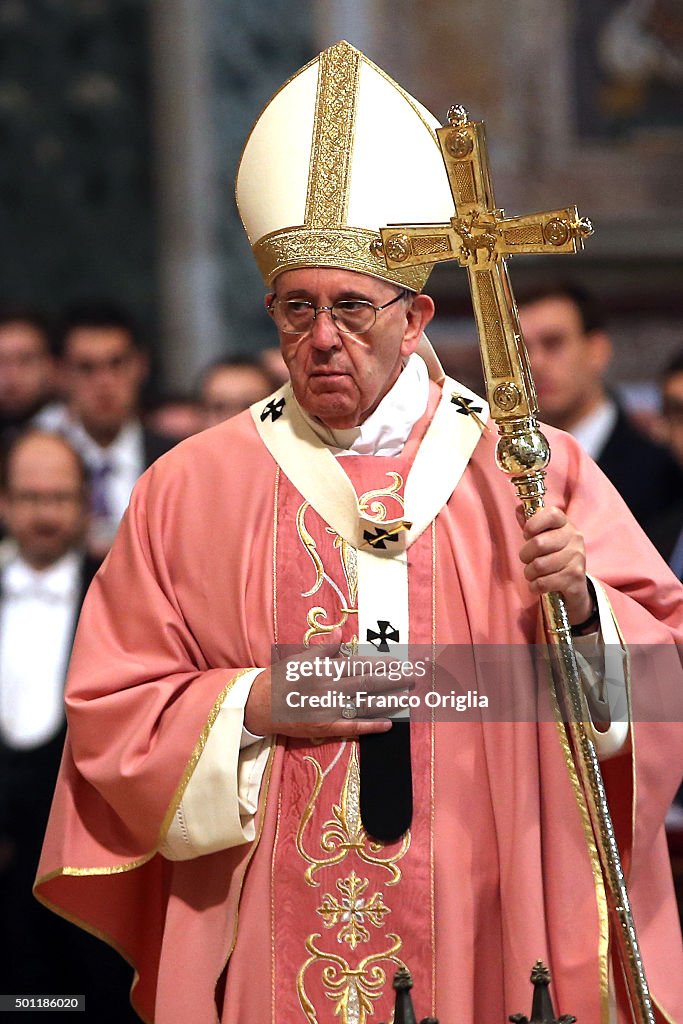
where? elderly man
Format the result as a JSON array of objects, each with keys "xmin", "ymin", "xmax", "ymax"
[{"xmin": 37, "ymin": 42, "xmax": 682, "ymax": 1024}]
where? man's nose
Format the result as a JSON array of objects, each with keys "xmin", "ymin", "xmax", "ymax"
[{"xmin": 308, "ymin": 309, "xmax": 342, "ymax": 350}]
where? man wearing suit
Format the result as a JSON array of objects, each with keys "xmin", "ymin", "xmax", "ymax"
[
  {"xmin": 0, "ymin": 307, "xmax": 58, "ymax": 447},
  {"xmin": 0, "ymin": 431, "xmax": 137, "ymax": 1020},
  {"xmin": 650, "ymin": 349, "xmax": 683, "ymax": 575},
  {"xmin": 36, "ymin": 302, "xmax": 173, "ymax": 557},
  {"xmin": 518, "ymin": 282, "xmax": 683, "ymax": 531}
]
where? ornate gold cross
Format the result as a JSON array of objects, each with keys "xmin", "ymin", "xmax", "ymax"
[{"xmin": 377, "ymin": 104, "xmax": 592, "ymax": 424}]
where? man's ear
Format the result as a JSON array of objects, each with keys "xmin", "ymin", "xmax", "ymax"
[
  {"xmin": 133, "ymin": 348, "xmax": 150, "ymax": 386},
  {"xmin": 401, "ymin": 293, "xmax": 435, "ymax": 357},
  {"xmin": 265, "ymin": 292, "xmax": 274, "ymax": 311},
  {"xmin": 587, "ymin": 329, "xmax": 612, "ymax": 376}
]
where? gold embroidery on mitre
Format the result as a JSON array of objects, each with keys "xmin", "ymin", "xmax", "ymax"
[
  {"xmin": 253, "ymin": 226, "xmax": 431, "ymax": 291},
  {"xmin": 296, "ymin": 744, "xmax": 410, "ymax": 885},
  {"xmin": 297, "ymin": 932, "xmax": 405, "ymax": 1024},
  {"xmin": 306, "ymin": 40, "xmax": 359, "ymax": 229}
]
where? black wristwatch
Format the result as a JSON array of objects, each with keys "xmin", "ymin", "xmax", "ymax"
[{"xmin": 570, "ymin": 585, "xmax": 600, "ymax": 636}]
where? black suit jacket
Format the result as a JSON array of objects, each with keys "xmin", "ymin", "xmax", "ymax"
[
  {"xmin": 0, "ymin": 551, "xmax": 140, "ymax": 1016},
  {"xmin": 596, "ymin": 405, "xmax": 683, "ymax": 531},
  {"xmin": 142, "ymin": 425, "xmax": 176, "ymax": 469},
  {"xmin": 648, "ymin": 498, "xmax": 683, "ymax": 572},
  {"xmin": 0, "ymin": 552, "xmax": 101, "ymax": 838}
]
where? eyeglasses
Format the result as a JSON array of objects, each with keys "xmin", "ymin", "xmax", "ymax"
[
  {"xmin": 268, "ymin": 290, "xmax": 408, "ymax": 335},
  {"xmin": 67, "ymin": 352, "xmax": 133, "ymax": 377},
  {"xmin": 7, "ymin": 490, "xmax": 83, "ymax": 508}
]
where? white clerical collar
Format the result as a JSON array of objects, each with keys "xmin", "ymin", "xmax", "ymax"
[
  {"xmin": 569, "ymin": 398, "xmax": 617, "ymax": 461},
  {"xmin": 3, "ymin": 549, "xmax": 81, "ymax": 602},
  {"xmin": 299, "ymin": 353, "xmax": 430, "ymax": 456}
]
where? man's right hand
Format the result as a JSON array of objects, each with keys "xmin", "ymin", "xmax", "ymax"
[{"xmin": 244, "ymin": 631, "xmax": 402, "ymax": 740}]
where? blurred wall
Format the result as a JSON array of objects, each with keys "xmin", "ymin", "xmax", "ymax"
[
  {"xmin": 0, "ymin": 0, "xmax": 155, "ymax": 333},
  {"xmin": 1, "ymin": 1, "xmax": 681, "ymax": 400}
]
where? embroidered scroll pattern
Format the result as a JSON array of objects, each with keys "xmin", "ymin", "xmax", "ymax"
[
  {"xmin": 357, "ymin": 472, "xmax": 405, "ymax": 523},
  {"xmin": 292, "ymin": 473, "xmax": 412, "ymax": 1022},
  {"xmin": 296, "ymin": 500, "xmax": 358, "ymax": 649},
  {"xmin": 296, "ymin": 744, "xmax": 410, "ymax": 1023}
]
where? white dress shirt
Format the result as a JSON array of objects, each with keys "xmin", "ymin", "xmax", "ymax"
[
  {"xmin": 569, "ymin": 398, "xmax": 617, "ymax": 461},
  {"xmin": 0, "ymin": 549, "xmax": 81, "ymax": 749},
  {"xmin": 34, "ymin": 403, "xmax": 145, "ymax": 547}
]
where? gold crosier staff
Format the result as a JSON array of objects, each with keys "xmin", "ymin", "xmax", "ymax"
[{"xmin": 376, "ymin": 105, "xmax": 654, "ymax": 1024}]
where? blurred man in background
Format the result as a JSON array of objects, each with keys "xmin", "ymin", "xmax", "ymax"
[
  {"xmin": 199, "ymin": 355, "xmax": 272, "ymax": 428},
  {"xmin": 37, "ymin": 302, "xmax": 173, "ymax": 556},
  {"xmin": 0, "ymin": 308, "xmax": 58, "ymax": 446},
  {"xmin": 0, "ymin": 431, "xmax": 137, "ymax": 1020},
  {"xmin": 518, "ymin": 282, "xmax": 683, "ymax": 529},
  {"xmin": 649, "ymin": 349, "xmax": 683, "ymax": 575}
]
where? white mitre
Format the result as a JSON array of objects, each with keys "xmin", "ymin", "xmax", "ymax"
[{"xmin": 235, "ymin": 39, "xmax": 455, "ymax": 293}]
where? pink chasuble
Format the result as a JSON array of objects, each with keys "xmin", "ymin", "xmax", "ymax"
[{"xmin": 33, "ymin": 382, "xmax": 683, "ymax": 1024}]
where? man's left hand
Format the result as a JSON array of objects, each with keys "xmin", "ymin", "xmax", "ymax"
[{"xmin": 518, "ymin": 506, "xmax": 592, "ymax": 625}]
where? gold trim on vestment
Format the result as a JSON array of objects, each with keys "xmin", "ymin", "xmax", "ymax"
[
  {"xmin": 293, "ymin": 744, "xmax": 411, "ymax": 1023},
  {"xmin": 34, "ymin": 669, "xmax": 262, "ymax": 1022},
  {"xmin": 297, "ymin": 932, "xmax": 405, "ymax": 1024},
  {"xmin": 296, "ymin": 745, "xmax": 410, "ymax": 887},
  {"xmin": 35, "ymin": 668, "xmax": 256, "ymax": 885},
  {"xmin": 273, "ymin": 466, "xmax": 280, "ymax": 647},
  {"xmin": 296, "ymin": 499, "xmax": 359, "ymax": 645},
  {"xmin": 271, "ymin": 785, "xmax": 284, "ymax": 1024},
  {"xmin": 549, "ymin": 659, "xmax": 611, "ymax": 1024},
  {"xmin": 430, "ymin": 519, "xmax": 437, "ymax": 1015},
  {"xmin": 357, "ymin": 472, "xmax": 405, "ymax": 521},
  {"xmin": 216, "ymin": 741, "xmax": 278, "ymax": 993}
]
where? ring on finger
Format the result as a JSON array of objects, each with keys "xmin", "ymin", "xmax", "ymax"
[{"xmin": 341, "ymin": 699, "xmax": 358, "ymax": 720}]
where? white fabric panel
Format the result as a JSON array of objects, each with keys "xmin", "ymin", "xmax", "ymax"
[
  {"xmin": 160, "ymin": 669, "xmax": 272, "ymax": 860},
  {"xmin": 348, "ymin": 62, "xmax": 454, "ymax": 230},
  {"xmin": 236, "ymin": 63, "xmax": 318, "ymax": 243},
  {"xmin": 583, "ymin": 576, "xmax": 630, "ymax": 759}
]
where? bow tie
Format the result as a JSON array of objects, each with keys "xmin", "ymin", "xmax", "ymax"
[{"xmin": 3, "ymin": 562, "xmax": 77, "ymax": 603}]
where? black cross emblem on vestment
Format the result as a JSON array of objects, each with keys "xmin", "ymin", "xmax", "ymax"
[
  {"xmin": 260, "ymin": 397, "xmax": 286, "ymax": 422},
  {"xmin": 366, "ymin": 620, "xmax": 400, "ymax": 652},
  {"xmin": 450, "ymin": 394, "xmax": 483, "ymax": 416},
  {"xmin": 363, "ymin": 526, "xmax": 400, "ymax": 550}
]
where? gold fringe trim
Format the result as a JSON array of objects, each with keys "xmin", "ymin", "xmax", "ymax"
[{"xmin": 550, "ymin": 687, "xmax": 611, "ymax": 1024}]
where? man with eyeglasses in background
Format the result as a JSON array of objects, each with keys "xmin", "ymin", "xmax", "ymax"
[
  {"xmin": 37, "ymin": 42, "xmax": 683, "ymax": 1024},
  {"xmin": 36, "ymin": 302, "xmax": 174, "ymax": 557},
  {"xmin": 0, "ymin": 431, "xmax": 139, "ymax": 1022}
]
